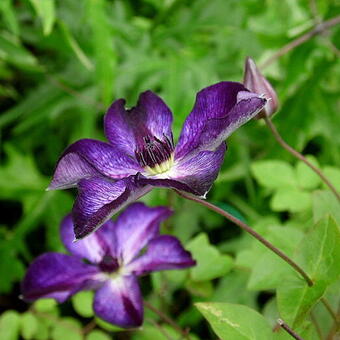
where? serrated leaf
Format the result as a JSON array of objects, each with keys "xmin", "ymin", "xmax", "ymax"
[
  {"xmin": 0, "ymin": 310, "xmax": 20, "ymax": 340},
  {"xmin": 186, "ymin": 233, "xmax": 233, "ymax": 281},
  {"xmin": 270, "ymin": 187, "xmax": 311, "ymax": 212},
  {"xmin": 20, "ymin": 313, "xmax": 38, "ymax": 340},
  {"xmin": 251, "ymin": 160, "xmax": 297, "ymax": 189},
  {"xmin": 72, "ymin": 291, "xmax": 94, "ymax": 318},
  {"xmin": 277, "ymin": 216, "xmax": 340, "ymax": 327},
  {"xmin": 196, "ymin": 302, "xmax": 272, "ymax": 340}
]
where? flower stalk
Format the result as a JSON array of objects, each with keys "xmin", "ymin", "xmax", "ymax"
[
  {"xmin": 264, "ymin": 115, "xmax": 340, "ymax": 202},
  {"xmin": 277, "ymin": 319, "xmax": 305, "ymax": 340},
  {"xmin": 144, "ymin": 301, "xmax": 191, "ymax": 340},
  {"xmin": 175, "ymin": 190, "xmax": 314, "ymax": 286}
]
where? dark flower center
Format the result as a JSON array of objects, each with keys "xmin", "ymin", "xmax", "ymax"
[
  {"xmin": 98, "ymin": 255, "xmax": 119, "ymax": 273},
  {"xmin": 135, "ymin": 133, "xmax": 175, "ymax": 175}
]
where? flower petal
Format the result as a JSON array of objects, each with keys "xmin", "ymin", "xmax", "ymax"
[
  {"xmin": 48, "ymin": 139, "xmax": 141, "ymax": 190},
  {"xmin": 21, "ymin": 253, "xmax": 101, "ymax": 302},
  {"xmin": 138, "ymin": 142, "xmax": 226, "ymax": 197},
  {"xmin": 175, "ymin": 82, "xmax": 266, "ymax": 159},
  {"xmin": 60, "ymin": 214, "xmax": 116, "ymax": 263},
  {"xmin": 93, "ymin": 275, "xmax": 143, "ymax": 328},
  {"xmin": 104, "ymin": 91, "xmax": 173, "ymax": 156},
  {"xmin": 72, "ymin": 176, "xmax": 152, "ymax": 240},
  {"xmin": 126, "ymin": 235, "xmax": 196, "ymax": 276},
  {"xmin": 114, "ymin": 202, "xmax": 172, "ymax": 264}
]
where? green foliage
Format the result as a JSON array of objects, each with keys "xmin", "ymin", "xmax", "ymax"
[
  {"xmin": 196, "ymin": 302, "xmax": 272, "ymax": 339},
  {"xmin": 0, "ymin": 311, "xmax": 20, "ymax": 340},
  {"xmin": 186, "ymin": 233, "xmax": 233, "ymax": 281},
  {"xmin": 277, "ymin": 216, "xmax": 340, "ymax": 327},
  {"xmin": 72, "ymin": 291, "xmax": 94, "ymax": 318},
  {"xmin": 1, "ymin": 0, "xmax": 340, "ymax": 339}
]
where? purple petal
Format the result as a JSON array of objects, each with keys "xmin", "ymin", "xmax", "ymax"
[
  {"xmin": 93, "ymin": 275, "xmax": 143, "ymax": 328},
  {"xmin": 72, "ymin": 176, "xmax": 152, "ymax": 240},
  {"xmin": 138, "ymin": 142, "xmax": 226, "ymax": 197},
  {"xmin": 21, "ymin": 253, "xmax": 101, "ymax": 302},
  {"xmin": 104, "ymin": 91, "xmax": 173, "ymax": 156},
  {"xmin": 175, "ymin": 82, "xmax": 266, "ymax": 159},
  {"xmin": 48, "ymin": 139, "xmax": 141, "ymax": 190},
  {"xmin": 114, "ymin": 203, "xmax": 172, "ymax": 264},
  {"xmin": 60, "ymin": 214, "xmax": 115, "ymax": 263},
  {"xmin": 126, "ymin": 235, "xmax": 196, "ymax": 276}
]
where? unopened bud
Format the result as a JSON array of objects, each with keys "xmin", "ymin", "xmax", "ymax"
[{"xmin": 243, "ymin": 57, "xmax": 279, "ymax": 119}]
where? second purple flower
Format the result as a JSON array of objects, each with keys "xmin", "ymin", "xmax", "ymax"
[{"xmin": 21, "ymin": 203, "xmax": 195, "ymax": 328}]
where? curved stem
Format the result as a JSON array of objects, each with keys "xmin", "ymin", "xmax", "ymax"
[
  {"xmin": 144, "ymin": 301, "xmax": 191, "ymax": 340},
  {"xmin": 261, "ymin": 15, "xmax": 340, "ymax": 68},
  {"xmin": 264, "ymin": 116, "xmax": 340, "ymax": 202},
  {"xmin": 175, "ymin": 190, "xmax": 314, "ymax": 286},
  {"xmin": 277, "ymin": 319, "xmax": 305, "ymax": 340},
  {"xmin": 320, "ymin": 297, "xmax": 338, "ymax": 323}
]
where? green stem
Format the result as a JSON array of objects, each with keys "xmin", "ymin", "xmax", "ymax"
[
  {"xmin": 175, "ymin": 190, "xmax": 314, "ymax": 286},
  {"xmin": 144, "ymin": 301, "xmax": 191, "ymax": 340}
]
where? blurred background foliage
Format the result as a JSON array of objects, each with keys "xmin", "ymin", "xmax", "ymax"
[{"xmin": 0, "ymin": 0, "xmax": 339, "ymax": 339}]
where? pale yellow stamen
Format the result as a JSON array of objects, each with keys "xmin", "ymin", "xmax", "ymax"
[{"xmin": 145, "ymin": 154, "xmax": 174, "ymax": 175}]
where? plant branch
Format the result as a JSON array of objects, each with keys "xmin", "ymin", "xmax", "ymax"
[
  {"xmin": 277, "ymin": 319, "xmax": 305, "ymax": 340},
  {"xmin": 310, "ymin": 312, "xmax": 323, "ymax": 340},
  {"xmin": 264, "ymin": 116, "xmax": 340, "ymax": 202},
  {"xmin": 261, "ymin": 15, "xmax": 340, "ymax": 68},
  {"xmin": 320, "ymin": 297, "xmax": 338, "ymax": 324},
  {"xmin": 144, "ymin": 301, "xmax": 191, "ymax": 340},
  {"xmin": 175, "ymin": 190, "xmax": 314, "ymax": 286}
]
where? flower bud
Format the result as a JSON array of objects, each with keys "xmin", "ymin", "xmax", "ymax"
[{"xmin": 243, "ymin": 57, "xmax": 279, "ymax": 119}]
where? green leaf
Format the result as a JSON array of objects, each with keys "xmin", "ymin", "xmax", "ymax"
[
  {"xmin": 28, "ymin": 0, "xmax": 56, "ymax": 35},
  {"xmin": 58, "ymin": 20, "xmax": 94, "ymax": 71},
  {"xmin": 33, "ymin": 299, "xmax": 57, "ymax": 313},
  {"xmin": 248, "ymin": 227, "xmax": 304, "ymax": 291},
  {"xmin": 251, "ymin": 160, "xmax": 297, "ymax": 189},
  {"xmin": 0, "ymin": 145, "xmax": 46, "ymax": 198},
  {"xmin": 313, "ymin": 190, "xmax": 340, "ymax": 225},
  {"xmin": 295, "ymin": 155, "xmax": 321, "ymax": 190},
  {"xmin": 85, "ymin": 330, "xmax": 111, "ymax": 340},
  {"xmin": 0, "ymin": 310, "xmax": 20, "ymax": 340},
  {"xmin": 0, "ymin": 242, "xmax": 25, "ymax": 292},
  {"xmin": 0, "ymin": 33, "xmax": 40, "ymax": 71},
  {"xmin": 94, "ymin": 317, "xmax": 122, "ymax": 332},
  {"xmin": 86, "ymin": 0, "xmax": 117, "ymax": 105},
  {"xmin": 196, "ymin": 302, "xmax": 272, "ymax": 340},
  {"xmin": 20, "ymin": 313, "xmax": 38, "ymax": 340},
  {"xmin": 270, "ymin": 187, "xmax": 311, "ymax": 212},
  {"xmin": 186, "ymin": 233, "xmax": 233, "ymax": 281},
  {"xmin": 51, "ymin": 318, "xmax": 82, "ymax": 340},
  {"xmin": 0, "ymin": 0, "xmax": 20, "ymax": 35},
  {"xmin": 277, "ymin": 216, "xmax": 340, "ymax": 327},
  {"xmin": 323, "ymin": 166, "xmax": 340, "ymax": 192},
  {"xmin": 72, "ymin": 291, "xmax": 94, "ymax": 318}
]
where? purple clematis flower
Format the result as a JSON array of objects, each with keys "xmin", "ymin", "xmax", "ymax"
[
  {"xmin": 21, "ymin": 203, "xmax": 195, "ymax": 328},
  {"xmin": 48, "ymin": 81, "xmax": 266, "ymax": 239}
]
